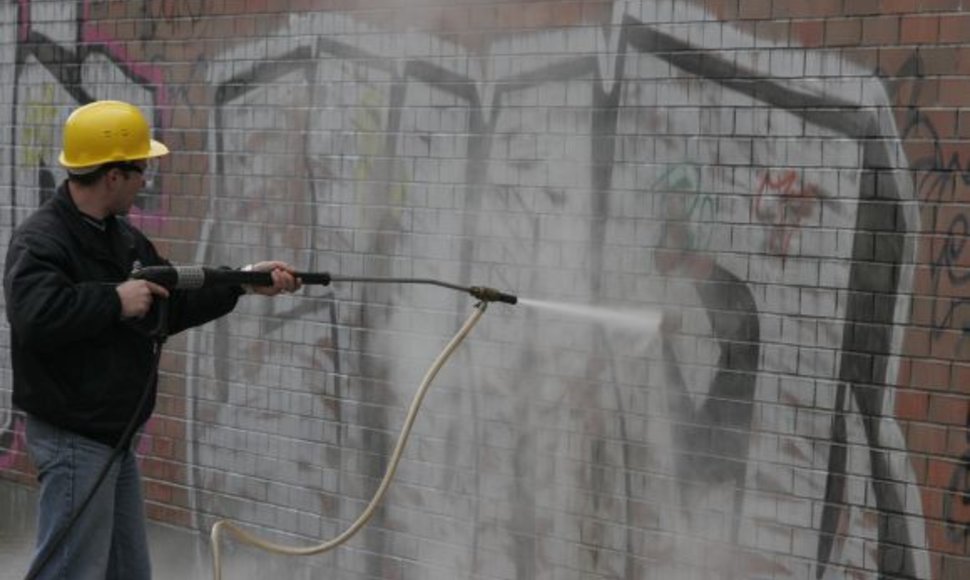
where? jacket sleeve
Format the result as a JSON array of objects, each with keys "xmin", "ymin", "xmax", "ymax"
[
  {"xmin": 165, "ymin": 281, "xmax": 242, "ymax": 336},
  {"xmin": 127, "ymin": 231, "xmax": 243, "ymax": 337},
  {"xmin": 107, "ymin": 221, "xmax": 243, "ymax": 335},
  {"xmin": 4, "ymin": 230, "xmax": 122, "ymax": 349}
]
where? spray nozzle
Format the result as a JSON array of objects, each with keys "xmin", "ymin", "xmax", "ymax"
[{"xmin": 468, "ymin": 286, "xmax": 518, "ymax": 305}]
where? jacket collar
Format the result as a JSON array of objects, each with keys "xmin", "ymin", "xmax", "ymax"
[{"xmin": 51, "ymin": 181, "xmax": 136, "ymax": 273}]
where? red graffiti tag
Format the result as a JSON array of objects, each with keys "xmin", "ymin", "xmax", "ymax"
[{"xmin": 752, "ymin": 170, "xmax": 820, "ymax": 259}]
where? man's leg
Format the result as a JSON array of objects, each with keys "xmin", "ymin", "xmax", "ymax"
[
  {"xmin": 25, "ymin": 415, "xmax": 119, "ymax": 580},
  {"xmin": 107, "ymin": 447, "xmax": 151, "ymax": 580}
]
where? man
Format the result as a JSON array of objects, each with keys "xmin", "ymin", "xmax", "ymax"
[{"xmin": 3, "ymin": 100, "xmax": 300, "ymax": 579}]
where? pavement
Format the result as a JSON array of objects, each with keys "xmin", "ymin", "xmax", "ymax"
[{"xmin": 0, "ymin": 479, "xmax": 316, "ymax": 580}]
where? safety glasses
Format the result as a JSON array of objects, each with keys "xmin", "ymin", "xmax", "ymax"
[{"xmin": 110, "ymin": 158, "xmax": 159, "ymax": 187}]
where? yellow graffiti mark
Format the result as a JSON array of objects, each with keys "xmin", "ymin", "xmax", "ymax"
[
  {"xmin": 352, "ymin": 89, "xmax": 384, "ymax": 182},
  {"xmin": 351, "ymin": 85, "xmax": 408, "ymax": 218},
  {"xmin": 21, "ymin": 85, "xmax": 59, "ymax": 166}
]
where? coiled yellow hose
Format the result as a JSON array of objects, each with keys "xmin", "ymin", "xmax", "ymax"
[{"xmin": 210, "ymin": 302, "xmax": 488, "ymax": 579}]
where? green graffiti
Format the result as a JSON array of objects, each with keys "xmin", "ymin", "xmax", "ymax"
[{"xmin": 651, "ymin": 164, "xmax": 716, "ymax": 252}]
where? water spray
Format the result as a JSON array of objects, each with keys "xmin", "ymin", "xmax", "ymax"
[{"xmin": 517, "ymin": 297, "xmax": 664, "ymax": 334}]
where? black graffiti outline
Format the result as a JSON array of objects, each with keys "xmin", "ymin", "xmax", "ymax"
[
  {"xmin": 943, "ymin": 335, "xmax": 970, "ymax": 542},
  {"xmin": 286, "ymin": 16, "xmax": 911, "ymax": 579},
  {"xmin": 3, "ymin": 7, "xmax": 920, "ymax": 579},
  {"xmin": 894, "ymin": 53, "xmax": 970, "ymax": 546},
  {"xmin": 204, "ymin": 42, "xmax": 361, "ymax": 571},
  {"xmin": 902, "ymin": 98, "xmax": 970, "ymax": 350},
  {"xmin": 619, "ymin": 14, "xmax": 914, "ymax": 578},
  {"xmin": 9, "ymin": 27, "xmax": 167, "ymax": 216},
  {"xmin": 944, "ymin": 454, "xmax": 970, "ymax": 542},
  {"xmin": 136, "ymin": 0, "xmax": 212, "ymax": 41}
]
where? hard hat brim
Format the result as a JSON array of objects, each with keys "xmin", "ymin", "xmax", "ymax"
[
  {"xmin": 58, "ymin": 138, "xmax": 170, "ymax": 169},
  {"xmin": 147, "ymin": 139, "xmax": 170, "ymax": 159}
]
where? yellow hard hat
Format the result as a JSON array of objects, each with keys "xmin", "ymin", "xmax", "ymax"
[{"xmin": 58, "ymin": 100, "xmax": 169, "ymax": 170}]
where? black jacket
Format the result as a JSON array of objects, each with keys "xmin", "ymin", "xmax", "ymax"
[{"xmin": 4, "ymin": 182, "xmax": 241, "ymax": 446}]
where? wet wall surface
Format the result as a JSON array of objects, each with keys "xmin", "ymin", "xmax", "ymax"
[{"xmin": 0, "ymin": 479, "xmax": 319, "ymax": 580}]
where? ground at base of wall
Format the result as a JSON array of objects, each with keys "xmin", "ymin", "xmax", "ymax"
[{"xmin": 0, "ymin": 479, "xmax": 320, "ymax": 580}]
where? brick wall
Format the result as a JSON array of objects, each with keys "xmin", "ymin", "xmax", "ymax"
[{"xmin": 1, "ymin": 0, "xmax": 969, "ymax": 578}]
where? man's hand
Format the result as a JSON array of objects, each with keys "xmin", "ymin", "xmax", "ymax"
[
  {"xmin": 116, "ymin": 279, "xmax": 170, "ymax": 318},
  {"xmin": 245, "ymin": 261, "xmax": 302, "ymax": 296}
]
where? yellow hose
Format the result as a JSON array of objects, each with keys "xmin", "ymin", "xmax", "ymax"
[{"xmin": 210, "ymin": 302, "xmax": 488, "ymax": 579}]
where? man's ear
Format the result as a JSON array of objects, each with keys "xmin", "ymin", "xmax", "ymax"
[{"xmin": 103, "ymin": 167, "xmax": 121, "ymax": 185}]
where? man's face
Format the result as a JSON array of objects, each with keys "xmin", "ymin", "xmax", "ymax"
[{"xmin": 105, "ymin": 160, "xmax": 147, "ymax": 215}]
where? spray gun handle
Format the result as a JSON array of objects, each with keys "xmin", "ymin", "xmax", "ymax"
[
  {"xmin": 130, "ymin": 266, "xmax": 331, "ymax": 289},
  {"xmin": 293, "ymin": 272, "xmax": 331, "ymax": 286}
]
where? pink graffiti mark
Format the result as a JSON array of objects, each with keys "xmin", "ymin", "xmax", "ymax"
[
  {"xmin": 19, "ymin": 1, "xmax": 174, "ymax": 230},
  {"xmin": 0, "ymin": 414, "xmax": 25, "ymax": 470},
  {"xmin": 80, "ymin": 0, "xmax": 172, "ymax": 232},
  {"xmin": 0, "ymin": 413, "xmax": 153, "ymax": 468},
  {"xmin": 17, "ymin": 0, "xmax": 30, "ymax": 41},
  {"xmin": 752, "ymin": 170, "xmax": 821, "ymax": 259}
]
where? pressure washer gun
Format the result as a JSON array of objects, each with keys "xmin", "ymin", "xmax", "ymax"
[{"xmin": 129, "ymin": 265, "xmax": 518, "ymax": 304}]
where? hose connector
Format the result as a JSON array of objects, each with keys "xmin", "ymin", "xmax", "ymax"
[{"xmin": 468, "ymin": 286, "xmax": 518, "ymax": 305}]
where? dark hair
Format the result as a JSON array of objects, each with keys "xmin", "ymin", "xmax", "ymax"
[{"xmin": 67, "ymin": 161, "xmax": 144, "ymax": 186}]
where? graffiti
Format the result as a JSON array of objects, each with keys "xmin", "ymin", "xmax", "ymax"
[
  {"xmin": 652, "ymin": 163, "xmax": 722, "ymax": 292},
  {"xmin": 351, "ymin": 85, "xmax": 408, "ymax": 215},
  {"xmin": 83, "ymin": 0, "xmax": 212, "ymax": 40},
  {"xmin": 143, "ymin": 2, "xmax": 218, "ymax": 48},
  {"xmin": 907, "ymin": 121, "xmax": 970, "ymax": 351},
  {"xmin": 942, "ymin": 333, "xmax": 970, "ymax": 543},
  {"xmin": 0, "ymin": 3, "xmax": 942, "ymax": 580},
  {"xmin": 2, "ymin": 0, "xmax": 174, "ymax": 504},
  {"xmin": 625, "ymin": 14, "xmax": 919, "ymax": 580},
  {"xmin": 654, "ymin": 164, "xmax": 716, "ymax": 259},
  {"xmin": 943, "ymin": 409, "xmax": 970, "ymax": 541},
  {"xmin": 752, "ymin": 169, "xmax": 822, "ymax": 258},
  {"xmin": 9, "ymin": 0, "xmax": 171, "ymax": 221},
  {"xmin": 163, "ymin": 55, "xmax": 209, "ymax": 116},
  {"xmin": 661, "ymin": 262, "xmax": 760, "ymax": 546},
  {"xmin": 0, "ymin": 411, "xmax": 25, "ymax": 471},
  {"xmin": 895, "ymin": 53, "xmax": 970, "ymax": 565},
  {"xmin": 897, "ymin": 55, "xmax": 970, "ymax": 355},
  {"xmin": 941, "ymin": 360, "xmax": 970, "ymax": 544},
  {"xmin": 152, "ymin": 0, "xmax": 207, "ymax": 22},
  {"xmin": 20, "ymin": 84, "xmax": 58, "ymax": 167}
]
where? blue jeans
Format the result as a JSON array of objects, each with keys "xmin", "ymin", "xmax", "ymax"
[{"xmin": 25, "ymin": 415, "xmax": 151, "ymax": 580}]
